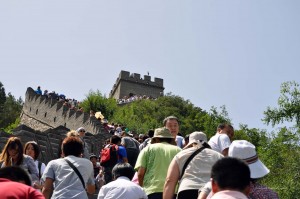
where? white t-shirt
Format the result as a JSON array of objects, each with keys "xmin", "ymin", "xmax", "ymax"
[
  {"xmin": 176, "ymin": 135, "xmax": 185, "ymax": 148},
  {"xmin": 97, "ymin": 176, "xmax": 147, "ymax": 199},
  {"xmin": 175, "ymin": 146, "xmax": 223, "ymax": 193},
  {"xmin": 208, "ymin": 133, "xmax": 231, "ymax": 154}
]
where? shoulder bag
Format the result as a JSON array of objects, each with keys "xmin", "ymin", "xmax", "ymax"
[
  {"xmin": 180, "ymin": 146, "xmax": 205, "ymax": 180},
  {"xmin": 65, "ymin": 158, "xmax": 85, "ymax": 189}
]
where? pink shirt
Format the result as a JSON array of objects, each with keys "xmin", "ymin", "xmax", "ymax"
[{"xmin": 211, "ymin": 190, "xmax": 248, "ymax": 199}]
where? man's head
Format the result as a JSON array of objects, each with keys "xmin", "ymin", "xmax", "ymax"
[
  {"xmin": 110, "ymin": 135, "xmax": 121, "ymax": 145},
  {"xmin": 89, "ymin": 154, "xmax": 98, "ymax": 165},
  {"xmin": 76, "ymin": 127, "xmax": 86, "ymax": 137},
  {"xmin": 217, "ymin": 124, "xmax": 234, "ymax": 140},
  {"xmin": 163, "ymin": 116, "xmax": 180, "ymax": 138},
  {"xmin": 211, "ymin": 157, "xmax": 250, "ymax": 195},
  {"xmin": 62, "ymin": 136, "xmax": 84, "ymax": 157},
  {"xmin": 112, "ymin": 163, "xmax": 135, "ymax": 180}
]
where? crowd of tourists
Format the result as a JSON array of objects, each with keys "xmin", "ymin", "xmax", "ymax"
[
  {"xmin": 116, "ymin": 94, "xmax": 158, "ymax": 104},
  {"xmin": 35, "ymin": 86, "xmax": 82, "ymax": 111},
  {"xmin": 0, "ymin": 115, "xmax": 279, "ymax": 199}
]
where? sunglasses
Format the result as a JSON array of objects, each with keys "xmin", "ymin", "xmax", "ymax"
[{"xmin": 80, "ymin": 130, "xmax": 86, "ymax": 133}]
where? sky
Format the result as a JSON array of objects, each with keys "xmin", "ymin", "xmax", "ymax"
[{"xmin": 1, "ymin": 1, "xmax": 300, "ymax": 132}]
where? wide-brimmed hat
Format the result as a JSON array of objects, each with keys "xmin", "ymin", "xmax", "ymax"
[
  {"xmin": 184, "ymin": 131, "xmax": 207, "ymax": 149},
  {"xmin": 152, "ymin": 127, "xmax": 173, "ymax": 139},
  {"xmin": 229, "ymin": 140, "xmax": 270, "ymax": 179}
]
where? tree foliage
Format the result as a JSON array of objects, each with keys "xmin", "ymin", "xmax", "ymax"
[
  {"xmin": 264, "ymin": 81, "xmax": 300, "ymax": 128},
  {"xmin": 0, "ymin": 82, "xmax": 23, "ymax": 130},
  {"xmin": 80, "ymin": 90, "xmax": 118, "ymax": 120},
  {"xmin": 111, "ymin": 93, "xmax": 231, "ymax": 135},
  {"xmin": 258, "ymin": 127, "xmax": 300, "ymax": 198}
]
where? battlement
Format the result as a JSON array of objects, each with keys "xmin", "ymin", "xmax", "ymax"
[
  {"xmin": 109, "ymin": 70, "xmax": 164, "ymax": 99},
  {"xmin": 21, "ymin": 87, "xmax": 105, "ymax": 135}
]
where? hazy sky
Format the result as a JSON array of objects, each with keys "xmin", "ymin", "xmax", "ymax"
[{"xmin": 1, "ymin": 1, "xmax": 299, "ymax": 132}]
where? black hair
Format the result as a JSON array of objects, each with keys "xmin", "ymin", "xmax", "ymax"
[
  {"xmin": 217, "ymin": 123, "xmax": 233, "ymax": 131},
  {"xmin": 110, "ymin": 135, "xmax": 121, "ymax": 145},
  {"xmin": 217, "ymin": 123, "xmax": 227, "ymax": 130},
  {"xmin": 211, "ymin": 157, "xmax": 250, "ymax": 192},
  {"xmin": 0, "ymin": 166, "xmax": 32, "ymax": 186},
  {"xmin": 147, "ymin": 129, "xmax": 154, "ymax": 138},
  {"xmin": 62, "ymin": 136, "xmax": 83, "ymax": 157},
  {"xmin": 150, "ymin": 137, "xmax": 175, "ymax": 145},
  {"xmin": 112, "ymin": 163, "xmax": 135, "ymax": 180}
]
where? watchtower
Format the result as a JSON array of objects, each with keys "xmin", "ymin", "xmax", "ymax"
[{"xmin": 109, "ymin": 70, "xmax": 164, "ymax": 99}]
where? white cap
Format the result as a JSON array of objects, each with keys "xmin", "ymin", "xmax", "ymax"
[{"xmin": 184, "ymin": 131, "xmax": 207, "ymax": 149}]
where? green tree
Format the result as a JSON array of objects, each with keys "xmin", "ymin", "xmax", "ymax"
[
  {"xmin": 1, "ymin": 93, "xmax": 23, "ymax": 129},
  {"xmin": 80, "ymin": 90, "xmax": 118, "ymax": 120},
  {"xmin": 0, "ymin": 82, "xmax": 6, "ymax": 126},
  {"xmin": 201, "ymin": 105, "xmax": 232, "ymax": 138},
  {"xmin": 263, "ymin": 81, "xmax": 300, "ymax": 128},
  {"xmin": 258, "ymin": 127, "xmax": 300, "ymax": 198},
  {"xmin": 111, "ymin": 93, "xmax": 231, "ymax": 135}
]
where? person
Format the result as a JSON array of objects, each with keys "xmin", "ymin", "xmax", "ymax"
[
  {"xmin": 135, "ymin": 127, "xmax": 181, "ymax": 199},
  {"xmin": 0, "ymin": 166, "xmax": 45, "ymax": 198},
  {"xmin": 89, "ymin": 153, "xmax": 104, "ymax": 190},
  {"xmin": 208, "ymin": 124, "xmax": 234, "ymax": 156},
  {"xmin": 35, "ymin": 86, "xmax": 42, "ymax": 95},
  {"xmin": 164, "ymin": 131, "xmax": 223, "ymax": 199},
  {"xmin": 24, "ymin": 141, "xmax": 46, "ymax": 190},
  {"xmin": 139, "ymin": 129, "xmax": 154, "ymax": 151},
  {"xmin": 163, "ymin": 116, "xmax": 185, "ymax": 148},
  {"xmin": 121, "ymin": 130, "xmax": 140, "ymax": 168},
  {"xmin": 97, "ymin": 163, "xmax": 147, "ymax": 199},
  {"xmin": 228, "ymin": 140, "xmax": 279, "ymax": 199},
  {"xmin": 102, "ymin": 135, "xmax": 128, "ymax": 184},
  {"xmin": 76, "ymin": 127, "xmax": 90, "ymax": 159},
  {"xmin": 42, "ymin": 136, "xmax": 95, "ymax": 199},
  {"xmin": 0, "ymin": 137, "xmax": 39, "ymax": 183},
  {"xmin": 210, "ymin": 157, "xmax": 250, "ymax": 199}
]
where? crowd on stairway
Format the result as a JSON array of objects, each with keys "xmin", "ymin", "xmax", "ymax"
[{"xmin": 0, "ymin": 113, "xmax": 279, "ymax": 199}]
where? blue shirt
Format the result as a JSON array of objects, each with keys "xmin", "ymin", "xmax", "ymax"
[{"xmin": 117, "ymin": 145, "xmax": 127, "ymax": 163}]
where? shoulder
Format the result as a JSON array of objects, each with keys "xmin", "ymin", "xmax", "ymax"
[
  {"xmin": 219, "ymin": 134, "xmax": 230, "ymax": 139},
  {"xmin": 203, "ymin": 148, "xmax": 224, "ymax": 158},
  {"xmin": 23, "ymin": 154, "xmax": 33, "ymax": 160}
]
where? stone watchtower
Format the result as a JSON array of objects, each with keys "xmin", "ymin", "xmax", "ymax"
[{"xmin": 109, "ymin": 70, "xmax": 164, "ymax": 99}]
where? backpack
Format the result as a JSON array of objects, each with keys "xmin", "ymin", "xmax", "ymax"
[
  {"xmin": 38, "ymin": 161, "xmax": 42, "ymax": 179},
  {"xmin": 100, "ymin": 144, "xmax": 119, "ymax": 167}
]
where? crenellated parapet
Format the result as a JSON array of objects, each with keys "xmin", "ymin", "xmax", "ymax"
[
  {"xmin": 21, "ymin": 87, "xmax": 105, "ymax": 135},
  {"xmin": 109, "ymin": 70, "xmax": 164, "ymax": 99}
]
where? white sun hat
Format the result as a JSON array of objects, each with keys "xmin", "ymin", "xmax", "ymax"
[{"xmin": 229, "ymin": 140, "xmax": 270, "ymax": 179}]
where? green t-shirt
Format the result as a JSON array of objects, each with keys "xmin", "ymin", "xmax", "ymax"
[{"xmin": 135, "ymin": 142, "xmax": 181, "ymax": 195}]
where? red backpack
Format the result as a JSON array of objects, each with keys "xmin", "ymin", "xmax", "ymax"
[{"xmin": 100, "ymin": 144, "xmax": 119, "ymax": 167}]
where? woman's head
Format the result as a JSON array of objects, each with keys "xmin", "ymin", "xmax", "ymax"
[
  {"xmin": 0, "ymin": 137, "xmax": 23, "ymax": 166},
  {"xmin": 24, "ymin": 141, "xmax": 40, "ymax": 160}
]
